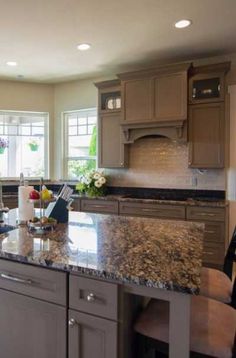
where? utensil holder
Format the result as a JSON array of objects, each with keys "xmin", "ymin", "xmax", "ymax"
[{"xmin": 45, "ymin": 197, "xmax": 69, "ymax": 223}]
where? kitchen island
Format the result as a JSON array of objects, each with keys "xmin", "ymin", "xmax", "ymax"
[{"xmin": 0, "ymin": 210, "xmax": 204, "ymax": 358}]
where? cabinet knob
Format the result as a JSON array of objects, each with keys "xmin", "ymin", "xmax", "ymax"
[
  {"xmin": 68, "ymin": 318, "xmax": 76, "ymax": 327},
  {"xmin": 86, "ymin": 292, "xmax": 96, "ymax": 302},
  {"xmin": 120, "ymin": 162, "xmax": 124, "ymax": 166}
]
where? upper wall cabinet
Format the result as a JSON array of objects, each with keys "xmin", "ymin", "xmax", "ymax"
[
  {"xmin": 188, "ymin": 103, "xmax": 225, "ymax": 168},
  {"xmin": 188, "ymin": 62, "xmax": 230, "ymax": 169},
  {"xmin": 95, "ymin": 80, "xmax": 128, "ymax": 168},
  {"xmin": 118, "ymin": 63, "xmax": 190, "ymax": 124},
  {"xmin": 189, "ymin": 63, "xmax": 230, "ymax": 105}
]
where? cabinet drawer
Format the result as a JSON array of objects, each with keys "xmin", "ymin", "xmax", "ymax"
[
  {"xmin": 69, "ymin": 275, "xmax": 118, "ymax": 320},
  {"xmin": 72, "ymin": 198, "xmax": 80, "ymax": 211},
  {"xmin": 186, "ymin": 206, "xmax": 225, "ymax": 222},
  {"xmin": 119, "ymin": 202, "xmax": 185, "ymax": 219},
  {"xmin": 81, "ymin": 199, "xmax": 119, "ymax": 214},
  {"xmin": 203, "ymin": 222, "xmax": 225, "ymax": 243},
  {"xmin": 203, "ymin": 242, "xmax": 225, "ymax": 266},
  {"xmin": 0, "ymin": 260, "xmax": 67, "ymax": 305}
]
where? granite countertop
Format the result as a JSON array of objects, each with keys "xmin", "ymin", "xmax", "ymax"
[
  {"xmin": 0, "ymin": 210, "xmax": 204, "ymax": 294},
  {"xmin": 71, "ymin": 193, "xmax": 228, "ymax": 207}
]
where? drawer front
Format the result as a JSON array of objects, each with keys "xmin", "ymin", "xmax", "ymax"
[
  {"xmin": 119, "ymin": 202, "xmax": 185, "ymax": 219},
  {"xmin": 203, "ymin": 221, "xmax": 225, "ymax": 243},
  {"xmin": 186, "ymin": 206, "xmax": 225, "ymax": 222},
  {"xmin": 69, "ymin": 275, "xmax": 118, "ymax": 320},
  {"xmin": 0, "ymin": 260, "xmax": 67, "ymax": 305},
  {"xmin": 3, "ymin": 196, "xmax": 18, "ymax": 209},
  {"xmin": 203, "ymin": 242, "xmax": 225, "ymax": 266},
  {"xmin": 72, "ymin": 198, "xmax": 81, "ymax": 211},
  {"xmin": 81, "ymin": 199, "xmax": 119, "ymax": 214}
]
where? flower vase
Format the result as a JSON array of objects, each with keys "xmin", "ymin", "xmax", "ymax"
[{"xmin": 29, "ymin": 144, "xmax": 39, "ymax": 151}]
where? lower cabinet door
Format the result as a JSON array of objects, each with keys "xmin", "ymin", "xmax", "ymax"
[
  {"xmin": 0, "ymin": 288, "xmax": 66, "ymax": 358},
  {"xmin": 68, "ymin": 309, "xmax": 118, "ymax": 358}
]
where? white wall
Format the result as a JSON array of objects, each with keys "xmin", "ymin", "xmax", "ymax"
[
  {"xmin": 53, "ymin": 76, "xmax": 112, "ymax": 179},
  {"xmin": 0, "ymin": 80, "xmax": 54, "ymax": 178}
]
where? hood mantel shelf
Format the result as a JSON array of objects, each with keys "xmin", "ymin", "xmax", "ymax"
[{"xmin": 121, "ymin": 120, "xmax": 186, "ymax": 143}]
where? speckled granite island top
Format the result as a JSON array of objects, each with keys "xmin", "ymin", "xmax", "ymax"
[{"xmin": 0, "ymin": 210, "xmax": 204, "ymax": 294}]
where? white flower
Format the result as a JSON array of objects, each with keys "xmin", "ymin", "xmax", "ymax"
[
  {"xmin": 84, "ymin": 176, "xmax": 92, "ymax": 185},
  {"xmin": 98, "ymin": 176, "xmax": 106, "ymax": 185},
  {"xmin": 93, "ymin": 172, "xmax": 101, "ymax": 180},
  {"xmin": 94, "ymin": 180, "xmax": 102, "ymax": 188}
]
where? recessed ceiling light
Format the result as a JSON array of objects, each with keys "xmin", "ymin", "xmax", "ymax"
[
  {"xmin": 77, "ymin": 43, "xmax": 91, "ymax": 51},
  {"xmin": 174, "ymin": 19, "xmax": 192, "ymax": 29},
  {"xmin": 6, "ymin": 61, "xmax": 18, "ymax": 66}
]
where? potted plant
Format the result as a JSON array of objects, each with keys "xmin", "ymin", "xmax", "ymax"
[
  {"xmin": 0, "ymin": 137, "xmax": 9, "ymax": 154},
  {"xmin": 76, "ymin": 171, "xmax": 107, "ymax": 197},
  {"xmin": 28, "ymin": 139, "xmax": 39, "ymax": 151}
]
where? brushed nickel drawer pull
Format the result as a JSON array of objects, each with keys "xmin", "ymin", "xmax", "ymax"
[
  {"xmin": 68, "ymin": 318, "xmax": 77, "ymax": 327},
  {"xmin": 86, "ymin": 293, "xmax": 96, "ymax": 302},
  {"xmin": 199, "ymin": 213, "xmax": 215, "ymax": 217},
  {"xmin": 0, "ymin": 273, "xmax": 33, "ymax": 285},
  {"xmin": 203, "ymin": 251, "xmax": 214, "ymax": 256},
  {"xmin": 88, "ymin": 205, "xmax": 109, "ymax": 209},
  {"xmin": 205, "ymin": 230, "xmax": 215, "ymax": 234},
  {"xmin": 142, "ymin": 208, "xmax": 162, "ymax": 213}
]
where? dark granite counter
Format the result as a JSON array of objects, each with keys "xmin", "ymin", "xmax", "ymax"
[
  {"xmin": 0, "ymin": 210, "xmax": 204, "ymax": 294},
  {"xmin": 72, "ymin": 193, "xmax": 228, "ymax": 208}
]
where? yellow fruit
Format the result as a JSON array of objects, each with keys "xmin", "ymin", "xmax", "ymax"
[{"xmin": 41, "ymin": 189, "xmax": 51, "ymax": 201}]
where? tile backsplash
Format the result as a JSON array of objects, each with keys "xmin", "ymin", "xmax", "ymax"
[{"xmin": 106, "ymin": 137, "xmax": 225, "ymax": 190}]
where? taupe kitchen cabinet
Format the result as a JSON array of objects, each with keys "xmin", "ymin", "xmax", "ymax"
[
  {"xmin": 188, "ymin": 102, "xmax": 225, "ymax": 168},
  {"xmin": 72, "ymin": 197, "xmax": 81, "ymax": 211},
  {"xmin": 3, "ymin": 195, "xmax": 18, "ymax": 209},
  {"xmin": 186, "ymin": 206, "xmax": 226, "ymax": 269},
  {"xmin": 118, "ymin": 63, "xmax": 190, "ymax": 124},
  {"xmin": 0, "ymin": 260, "xmax": 67, "ymax": 358},
  {"xmin": 68, "ymin": 275, "xmax": 118, "ymax": 358},
  {"xmin": 99, "ymin": 112, "xmax": 128, "ymax": 168},
  {"xmin": 119, "ymin": 201, "xmax": 185, "ymax": 220},
  {"xmin": 80, "ymin": 198, "xmax": 119, "ymax": 214},
  {"xmin": 188, "ymin": 62, "xmax": 230, "ymax": 105},
  {"xmin": 95, "ymin": 80, "xmax": 128, "ymax": 168},
  {"xmin": 188, "ymin": 62, "xmax": 230, "ymax": 169}
]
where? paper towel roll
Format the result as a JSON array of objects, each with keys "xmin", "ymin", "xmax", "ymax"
[{"xmin": 18, "ymin": 185, "xmax": 34, "ymax": 222}]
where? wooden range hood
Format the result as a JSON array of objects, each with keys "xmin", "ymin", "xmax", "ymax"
[
  {"xmin": 121, "ymin": 119, "xmax": 186, "ymax": 144},
  {"xmin": 118, "ymin": 62, "xmax": 191, "ymax": 143}
]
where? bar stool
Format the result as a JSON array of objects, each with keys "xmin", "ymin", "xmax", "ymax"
[
  {"xmin": 134, "ymin": 293, "xmax": 236, "ymax": 358},
  {"xmin": 200, "ymin": 228, "xmax": 236, "ymax": 306}
]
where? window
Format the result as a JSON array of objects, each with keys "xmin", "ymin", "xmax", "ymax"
[
  {"xmin": 0, "ymin": 111, "xmax": 49, "ymax": 178},
  {"xmin": 63, "ymin": 108, "xmax": 97, "ymax": 179}
]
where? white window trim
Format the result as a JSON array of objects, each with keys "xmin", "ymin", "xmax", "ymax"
[
  {"xmin": 0, "ymin": 110, "xmax": 50, "ymax": 179},
  {"xmin": 62, "ymin": 108, "xmax": 97, "ymax": 179}
]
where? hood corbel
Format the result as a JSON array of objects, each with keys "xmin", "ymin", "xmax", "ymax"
[{"xmin": 121, "ymin": 120, "xmax": 186, "ymax": 144}]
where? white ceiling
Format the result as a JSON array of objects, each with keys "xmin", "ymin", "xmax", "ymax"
[{"xmin": 0, "ymin": 0, "xmax": 235, "ymax": 83}]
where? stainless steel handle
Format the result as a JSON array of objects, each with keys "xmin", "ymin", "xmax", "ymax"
[
  {"xmin": 199, "ymin": 213, "xmax": 215, "ymax": 217},
  {"xmin": 89, "ymin": 205, "xmax": 107, "ymax": 209},
  {"xmin": 142, "ymin": 208, "xmax": 162, "ymax": 213},
  {"xmin": 205, "ymin": 230, "xmax": 215, "ymax": 234},
  {"xmin": 68, "ymin": 318, "xmax": 77, "ymax": 327},
  {"xmin": 203, "ymin": 251, "xmax": 214, "ymax": 256},
  {"xmin": 86, "ymin": 293, "xmax": 96, "ymax": 302},
  {"xmin": 0, "ymin": 273, "xmax": 33, "ymax": 285}
]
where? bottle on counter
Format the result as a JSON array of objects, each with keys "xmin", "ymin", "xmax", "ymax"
[{"xmin": 18, "ymin": 173, "xmax": 34, "ymax": 223}]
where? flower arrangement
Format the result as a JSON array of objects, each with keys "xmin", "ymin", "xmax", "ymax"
[
  {"xmin": 76, "ymin": 171, "xmax": 107, "ymax": 197},
  {"xmin": 0, "ymin": 137, "xmax": 9, "ymax": 154}
]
